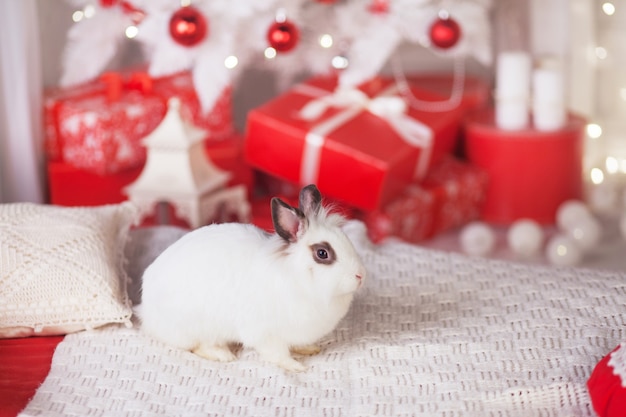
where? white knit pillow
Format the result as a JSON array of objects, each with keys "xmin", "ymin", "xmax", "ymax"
[{"xmin": 0, "ymin": 202, "xmax": 139, "ymax": 337}]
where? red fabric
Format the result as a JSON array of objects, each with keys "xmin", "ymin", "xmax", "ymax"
[
  {"xmin": 0, "ymin": 336, "xmax": 63, "ymax": 417},
  {"xmin": 245, "ymin": 75, "xmax": 464, "ymax": 211},
  {"xmin": 588, "ymin": 345, "xmax": 626, "ymax": 417}
]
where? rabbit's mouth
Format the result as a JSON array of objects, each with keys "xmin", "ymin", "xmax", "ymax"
[{"xmin": 342, "ymin": 274, "xmax": 364, "ymax": 295}]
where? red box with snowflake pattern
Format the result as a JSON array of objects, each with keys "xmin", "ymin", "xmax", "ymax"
[
  {"xmin": 44, "ymin": 70, "xmax": 234, "ymax": 175},
  {"xmin": 361, "ymin": 156, "xmax": 489, "ymax": 243}
]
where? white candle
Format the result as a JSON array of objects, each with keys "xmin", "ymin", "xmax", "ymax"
[
  {"xmin": 532, "ymin": 66, "xmax": 566, "ymax": 131},
  {"xmin": 495, "ymin": 52, "xmax": 531, "ymax": 130}
]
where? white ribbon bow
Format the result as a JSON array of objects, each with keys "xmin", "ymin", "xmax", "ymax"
[
  {"xmin": 295, "ymin": 83, "xmax": 434, "ymax": 186},
  {"xmin": 300, "ymin": 87, "xmax": 409, "ymax": 121}
]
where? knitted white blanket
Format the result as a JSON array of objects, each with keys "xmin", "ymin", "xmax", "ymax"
[{"xmin": 19, "ymin": 226, "xmax": 625, "ymax": 417}]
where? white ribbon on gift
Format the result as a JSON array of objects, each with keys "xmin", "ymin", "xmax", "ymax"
[{"xmin": 293, "ymin": 83, "xmax": 434, "ymax": 186}]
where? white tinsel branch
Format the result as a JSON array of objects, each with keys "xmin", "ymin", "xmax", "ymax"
[
  {"xmin": 60, "ymin": 0, "xmax": 133, "ymax": 86},
  {"xmin": 58, "ymin": 0, "xmax": 494, "ymax": 111},
  {"xmin": 335, "ymin": 0, "xmax": 493, "ymax": 88}
]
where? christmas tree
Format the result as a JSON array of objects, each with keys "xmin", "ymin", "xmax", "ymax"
[{"xmin": 60, "ymin": 0, "xmax": 493, "ymax": 113}]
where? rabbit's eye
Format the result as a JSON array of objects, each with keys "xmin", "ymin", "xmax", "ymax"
[{"xmin": 311, "ymin": 242, "xmax": 336, "ymax": 265}]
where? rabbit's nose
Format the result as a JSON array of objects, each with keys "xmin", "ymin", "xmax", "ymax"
[{"xmin": 355, "ymin": 274, "xmax": 363, "ymax": 287}]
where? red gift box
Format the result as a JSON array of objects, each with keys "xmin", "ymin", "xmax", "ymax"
[
  {"xmin": 253, "ymin": 171, "xmax": 302, "ymax": 201},
  {"xmin": 48, "ymin": 134, "xmax": 252, "ymax": 210},
  {"xmin": 407, "ymin": 74, "xmax": 491, "ymax": 113},
  {"xmin": 44, "ymin": 71, "xmax": 234, "ymax": 175},
  {"xmin": 52, "ymin": 85, "xmax": 164, "ymax": 175},
  {"xmin": 361, "ymin": 156, "xmax": 489, "ymax": 243},
  {"xmin": 245, "ymin": 75, "xmax": 464, "ymax": 211},
  {"xmin": 44, "ymin": 76, "xmax": 116, "ymax": 162}
]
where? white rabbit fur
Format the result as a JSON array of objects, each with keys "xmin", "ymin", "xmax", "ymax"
[{"xmin": 136, "ymin": 185, "xmax": 366, "ymax": 372}]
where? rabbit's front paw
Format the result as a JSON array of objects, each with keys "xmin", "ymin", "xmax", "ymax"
[
  {"xmin": 258, "ymin": 343, "xmax": 308, "ymax": 372},
  {"xmin": 192, "ymin": 344, "xmax": 237, "ymax": 362},
  {"xmin": 291, "ymin": 344, "xmax": 321, "ymax": 356},
  {"xmin": 275, "ymin": 356, "xmax": 307, "ymax": 372}
]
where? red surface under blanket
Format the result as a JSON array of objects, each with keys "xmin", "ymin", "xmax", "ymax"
[{"xmin": 0, "ymin": 336, "xmax": 64, "ymax": 417}]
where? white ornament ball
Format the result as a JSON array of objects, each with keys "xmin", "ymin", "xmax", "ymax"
[
  {"xmin": 566, "ymin": 216, "xmax": 601, "ymax": 252},
  {"xmin": 460, "ymin": 222, "xmax": 496, "ymax": 256},
  {"xmin": 588, "ymin": 183, "xmax": 619, "ymax": 214},
  {"xmin": 507, "ymin": 219, "xmax": 544, "ymax": 257},
  {"xmin": 556, "ymin": 200, "xmax": 592, "ymax": 231},
  {"xmin": 545, "ymin": 234, "xmax": 583, "ymax": 267}
]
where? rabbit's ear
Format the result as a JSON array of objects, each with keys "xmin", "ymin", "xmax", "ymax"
[
  {"xmin": 271, "ymin": 197, "xmax": 305, "ymax": 243},
  {"xmin": 299, "ymin": 184, "xmax": 322, "ymax": 217}
]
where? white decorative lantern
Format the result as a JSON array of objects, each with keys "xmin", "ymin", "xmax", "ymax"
[{"xmin": 125, "ymin": 97, "xmax": 250, "ymax": 228}]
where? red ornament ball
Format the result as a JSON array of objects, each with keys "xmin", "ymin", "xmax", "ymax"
[
  {"xmin": 267, "ymin": 20, "xmax": 300, "ymax": 53},
  {"xmin": 368, "ymin": 0, "xmax": 389, "ymax": 14},
  {"xmin": 429, "ymin": 16, "xmax": 461, "ymax": 49},
  {"xmin": 99, "ymin": 0, "xmax": 118, "ymax": 7},
  {"xmin": 169, "ymin": 6, "xmax": 208, "ymax": 47}
]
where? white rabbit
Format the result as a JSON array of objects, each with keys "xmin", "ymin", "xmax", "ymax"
[{"xmin": 136, "ymin": 184, "xmax": 366, "ymax": 372}]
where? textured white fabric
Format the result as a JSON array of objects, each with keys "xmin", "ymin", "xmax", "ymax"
[
  {"xmin": 0, "ymin": 202, "xmax": 138, "ymax": 337},
  {"xmin": 19, "ymin": 224, "xmax": 626, "ymax": 416},
  {"xmin": 608, "ymin": 342, "xmax": 626, "ymax": 388}
]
